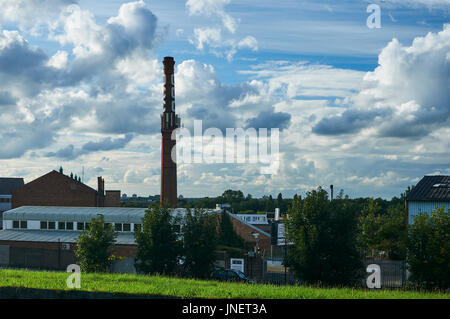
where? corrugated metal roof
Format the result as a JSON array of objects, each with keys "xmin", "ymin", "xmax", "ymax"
[
  {"xmin": 0, "ymin": 178, "xmax": 24, "ymax": 195},
  {"xmin": 3, "ymin": 206, "xmax": 218, "ymax": 223},
  {"xmin": 406, "ymin": 175, "xmax": 450, "ymax": 202},
  {"xmin": 0, "ymin": 229, "xmax": 136, "ymax": 245}
]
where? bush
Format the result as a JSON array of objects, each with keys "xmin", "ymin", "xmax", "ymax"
[
  {"xmin": 134, "ymin": 206, "xmax": 181, "ymax": 275},
  {"xmin": 407, "ymin": 207, "xmax": 449, "ymax": 290},
  {"xmin": 181, "ymin": 209, "xmax": 218, "ymax": 278},
  {"xmin": 286, "ymin": 187, "xmax": 365, "ymax": 287},
  {"xmin": 75, "ymin": 215, "xmax": 117, "ymax": 273}
]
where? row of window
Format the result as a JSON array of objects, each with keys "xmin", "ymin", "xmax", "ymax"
[
  {"xmin": 12, "ymin": 221, "xmax": 27, "ymax": 229},
  {"xmin": 0, "ymin": 198, "xmax": 11, "ymax": 203},
  {"xmin": 11, "ymin": 221, "xmax": 141, "ymax": 232}
]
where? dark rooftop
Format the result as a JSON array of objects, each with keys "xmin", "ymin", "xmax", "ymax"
[
  {"xmin": 406, "ymin": 175, "xmax": 450, "ymax": 202},
  {"xmin": 0, "ymin": 178, "xmax": 24, "ymax": 195}
]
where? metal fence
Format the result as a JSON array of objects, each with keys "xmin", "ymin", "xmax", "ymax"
[
  {"xmin": 260, "ymin": 257, "xmax": 298, "ymax": 285},
  {"xmin": 258, "ymin": 257, "xmax": 406, "ymax": 288},
  {"xmin": 363, "ymin": 260, "xmax": 406, "ymax": 289}
]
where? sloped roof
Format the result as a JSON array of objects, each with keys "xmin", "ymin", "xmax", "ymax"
[
  {"xmin": 0, "ymin": 178, "xmax": 24, "ymax": 195},
  {"xmin": 406, "ymin": 175, "xmax": 450, "ymax": 202},
  {"xmin": 3, "ymin": 206, "xmax": 220, "ymax": 223}
]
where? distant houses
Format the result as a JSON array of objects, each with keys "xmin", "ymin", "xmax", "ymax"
[{"xmin": 406, "ymin": 175, "xmax": 450, "ymax": 224}]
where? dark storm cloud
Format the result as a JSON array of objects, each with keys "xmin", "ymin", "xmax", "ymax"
[
  {"xmin": 46, "ymin": 144, "xmax": 77, "ymax": 160},
  {"xmin": 82, "ymin": 134, "xmax": 133, "ymax": 152},
  {"xmin": 46, "ymin": 134, "xmax": 134, "ymax": 160},
  {"xmin": 245, "ymin": 108, "xmax": 291, "ymax": 131},
  {"xmin": 0, "ymin": 33, "xmax": 65, "ymax": 96},
  {"xmin": 312, "ymin": 108, "xmax": 386, "ymax": 135}
]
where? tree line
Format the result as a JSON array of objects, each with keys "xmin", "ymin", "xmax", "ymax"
[
  {"xmin": 75, "ymin": 207, "xmax": 245, "ymax": 279},
  {"xmin": 285, "ymin": 187, "xmax": 448, "ymax": 290}
]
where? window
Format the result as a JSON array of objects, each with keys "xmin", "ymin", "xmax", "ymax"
[
  {"xmin": 58, "ymin": 222, "xmax": 66, "ymax": 230},
  {"xmin": 48, "ymin": 221, "xmax": 56, "ymax": 230},
  {"xmin": 66, "ymin": 222, "xmax": 74, "ymax": 230},
  {"xmin": 20, "ymin": 221, "xmax": 27, "ymax": 229},
  {"xmin": 85, "ymin": 223, "xmax": 90, "ymax": 230},
  {"xmin": 104, "ymin": 223, "xmax": 111, "ymax": 230},
  {"xmin": 77, "ymin": 222, "xmax": 84, "ymax": 231},
  {"xmin": 12, "ymin": 220, "xmax": 19, "ymax": 229},
  {"xmin": 115, "ymin": 223, "xmax": 123, "ymax": 232},
  {"xmin": 40, "ymin": 221, "xmax": 48, "ymax": 230},
  {"xmin": 134, "ymin": 224, "xmax": 141, "ymax": 232},
  {"xmin": 171, "ymin": 74, "xmax": 174, "ymax": 85},
  {"xmin": 123, "ymin": 223, "xmax": 131, "ymax": 232}
]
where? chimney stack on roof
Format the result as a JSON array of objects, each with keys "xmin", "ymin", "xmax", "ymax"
[{"xmin": 98, "ymin": 176, "xmax": 105, "ymax": 196}]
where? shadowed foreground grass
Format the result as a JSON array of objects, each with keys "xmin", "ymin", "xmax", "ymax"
[{"xmin": 0, "ymin": 269, "xmax": 448, "ymax": 299}]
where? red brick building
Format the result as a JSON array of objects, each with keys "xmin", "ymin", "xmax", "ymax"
[{"xmin": 12, "ymin": 170, "xmax": 120, "ymax": 208}]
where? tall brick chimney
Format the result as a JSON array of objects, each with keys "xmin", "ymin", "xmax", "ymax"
[
  {"xmin": 160, "ymin": 57, "xmax": 179, "ymax": 207},
  {"xmin": 97, "ymin": 176, "xmax": 105, "ymax": 196}
]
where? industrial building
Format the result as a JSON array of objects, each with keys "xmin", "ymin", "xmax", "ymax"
[{"xmin": 405, "ymin": 175, "xmax": 450, "ymax": 224}]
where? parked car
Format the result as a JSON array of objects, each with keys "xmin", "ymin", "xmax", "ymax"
[{"xmin": 212, "ymin": 269, "xmax": 254, "ymax": 283}]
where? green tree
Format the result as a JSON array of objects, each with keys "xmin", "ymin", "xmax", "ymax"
[
  {"xmin": 277, "ymin": 193, "xmax": 284, "ymax": 213},
  {"xmin": 134, "ymin": 206, "xmax": 181, "ymax": 275},
  {"xmin": 407, "ymin": 207, "xmax": 449, "ymax": 290},
  {"xmin": 181, "ymin": 209, "xmax": 218, "ymax": 278},
  {"xmin": 221, "ymin": 189, "xmax": 244, "ymax": 203},
  {"xmin": 75, "ymin": 215, "xmax": 117, "ymax": 273},
  {"xmin": 357, "ymin": 199, "xmax": 407, "ymax": 260},
  {"xmin": 265, "ymin": 195, "xmax": 274, "ymax": 212},
  {"xmin": 286, "ymin": 187, "xmax": 364, "ymax": 287}
]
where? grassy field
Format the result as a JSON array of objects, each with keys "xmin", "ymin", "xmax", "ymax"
[{"xmin": 0, "ymin": 268, "xmax": 448, "ymax": 299}]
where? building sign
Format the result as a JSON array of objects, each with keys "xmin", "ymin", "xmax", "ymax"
[
  {"xmin": 230, "ymin": 258, "xmax": 244, "ymax": 273},
  {"xmin": 275, "ymin": 223, "xmax": 293, "ymax": 246}
]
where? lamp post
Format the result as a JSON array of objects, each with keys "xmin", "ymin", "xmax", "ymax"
[{"xmin": 251, "ymin": 232, "xmax": 260, "ymax": 281}]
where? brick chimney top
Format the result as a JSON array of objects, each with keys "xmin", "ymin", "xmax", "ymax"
[{"xmin": 97, "ymin": 176, "xmax": 105, "ymax": 196}]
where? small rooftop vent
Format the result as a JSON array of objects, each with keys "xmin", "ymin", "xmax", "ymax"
[{"xmin": 432, "ymin": 183, "xmax": 450, "ymax": 188}]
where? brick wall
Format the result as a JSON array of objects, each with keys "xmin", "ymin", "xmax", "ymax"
[
  {"xmin": 105, "ymin": 190, "xmax": 121, "ymax": 207},
  {"xmin": 0, "ymin": 240, "xmax": 137, "ymax": 270},
  {"xmin": 12, "ymin": 171, "xmax": 99, "ymax": 208},
  {"xmin": 225, "ymin": 213, "xmax": 271, "ymax": 256}
]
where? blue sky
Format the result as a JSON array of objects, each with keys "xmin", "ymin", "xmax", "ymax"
[{"xmin": 0, "ymin": 0, "xmax": 449, "ymax": 199}]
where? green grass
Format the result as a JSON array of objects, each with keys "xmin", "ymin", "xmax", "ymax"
[{"xmin": 0, "ymin": 268, "xmax": 448, "ymax": 299}]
